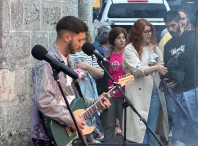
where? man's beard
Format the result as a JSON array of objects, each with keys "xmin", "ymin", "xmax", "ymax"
[
  {"xmin": 171, "ymin": 24, "xmax": 181, "ymax": 38},
  {"xmin": 67, "ymin": 39, "xmax": 78, "ymax": 54}
]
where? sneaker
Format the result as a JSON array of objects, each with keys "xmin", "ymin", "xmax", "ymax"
[
  {"xmin": 93, "ymin": 132, "xmax": 104, "ymax": 142},
  {"xmin": 87, "ymin": 134, "xmax": 102, "ymax": 143},
  {"xmin": 93, "ymin": 140, "xmax": 102, "ymax": 143}
]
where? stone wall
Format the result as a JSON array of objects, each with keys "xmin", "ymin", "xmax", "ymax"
[
  {"xmin": 78, "ymin": 0, "xmax": 93, "ymax": 37},
  {"xmin": 0, "ymin": 0, "xmax": 92, "ymax": 145}
]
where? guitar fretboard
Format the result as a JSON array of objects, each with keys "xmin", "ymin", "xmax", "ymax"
[{"xmin": 82, "ymin": 86, "xmax": 119, "ymax": 120}]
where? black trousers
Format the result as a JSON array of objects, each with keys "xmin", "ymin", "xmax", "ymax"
[{"xmin": 100, "ymin": 97, "xmax": 124, "ymax": 143}]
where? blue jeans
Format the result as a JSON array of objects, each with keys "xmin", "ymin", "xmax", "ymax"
[
  {"xmin": 172, "ymin": 88, "xmax": 198, "ymax": 146},
  {"xmin": 143, "ymin": 83, "xmax": 161, "ymax": 146},
  {"xmin": 165, "ymin": 90, "xmax": 182, "ymax": 130},
  {"xmin": 80, "ymin": 73, "xmax": 103, "ymax": 133}
]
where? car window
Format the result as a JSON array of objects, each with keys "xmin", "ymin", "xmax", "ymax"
[{"xmin": 108, "ymin": 3, "xmax": 167, "ymax": 18}]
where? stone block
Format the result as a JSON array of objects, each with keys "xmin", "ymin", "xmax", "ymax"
[
  {"xmin": 0, "ymin": 48, "xmax": 5, "ymax": 69},
  {"xmin": 31, "ymin": 32, "xmax": 48, "ymax": 49},
  {"xmin": 30, "ymin": 32, "xmax": 48, "ymax": 63},
  {"xmin": 48, "ymin": 32, "xmax": 57, "ymax": 48},
  {"xmin": 10, "ymin": 0, "xmax": 23, "ymax": 31},
  {"xmin": 61, "ymin": 1, "xmax": 71, "ymax": 17},
  {"xmin": 41, "ymin": 1, "xmax": 61, "ymax": 31},
  {"xmin": 26, "ymin": 67, "xmax": 33, "ymax": 98},
  {"xmin": 0, "ymin": 69, "xmax": 15, "ymax": 102},
  {"xmin": 0, "ymin": 129, "xmax": 33, "ymax": 146},
  {"xmin": 78, "ymin": 0, "xmax": 92, "ymax": 21},
  {"xmin": 0, "ymin": 75, "xmax": 32, "ymax": 132},
  {"xmin": 70, "ymin": 0, "xmax": 78, "ymax": 17},
  {"xmin": 24, "ymin": 0, "xmax": 41, "ymax": 31},
  {"xmin": 0, "ymin": 28, "xmax": 3, "ymax": 67},
  {"xmin": 0, "ymin": 0, "xmax": 2, "ymax": 25},
  {"xmin": 2, "ymin": 0, "xmax": 10, "ymax": 32},
  {"xmin": 15, "ymin": 69, "xmax": 29, "ymax": 100},
  {"xmin": 2, "ymin": 32, "xmax": 31, "ymax": 70},
  {"xmin": 30, "ymin": 56, "xmax": 37, "ymax": 66},
  {"xmin": 15, "ymin": 67, "xmax": 33, "ymax": 101}
]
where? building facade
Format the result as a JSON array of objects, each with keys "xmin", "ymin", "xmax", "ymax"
[{"xmin": 0, "ymin": 0, "xmax": 92, "ymax": 145}]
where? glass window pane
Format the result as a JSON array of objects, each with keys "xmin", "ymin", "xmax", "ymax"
[{"xmin": 108, "ymin": 3, "xmax": 167, "ymax": 18}]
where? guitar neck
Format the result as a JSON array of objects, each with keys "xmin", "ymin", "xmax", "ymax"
[{"xmin": 82, "ymin": 86, "xmax": 119, "ymax": 120}]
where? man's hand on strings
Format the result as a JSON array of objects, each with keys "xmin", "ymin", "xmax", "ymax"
[{"xmin": 94, "ymin": 92, "xmax": 111, "ymax": 111}]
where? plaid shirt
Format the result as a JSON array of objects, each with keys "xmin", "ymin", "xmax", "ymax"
[{"xmin": 30, "ymin": 42, "xmax": 94, "ymax": 140}]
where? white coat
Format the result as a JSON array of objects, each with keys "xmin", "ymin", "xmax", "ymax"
[{"xmin": 122, "ymin": 43, "xmax": 169, "ymax": 143}]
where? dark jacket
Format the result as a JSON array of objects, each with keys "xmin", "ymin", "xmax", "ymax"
[
  {"xmin": 96, "ymin": 49, "xmax": 112, "ymax": 95},
  {"xmin": 164, "ymin": 30, "xmax": 198, "ymax": 93}
]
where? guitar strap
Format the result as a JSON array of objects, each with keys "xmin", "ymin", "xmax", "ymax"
[{"xmin": 74, "ymin": 81, "xmax": 84, "ymax": 99}]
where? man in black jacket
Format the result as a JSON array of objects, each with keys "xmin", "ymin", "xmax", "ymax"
[{"xmin": 163, "ymin": 10, "xmax": 198, "ymax": 146}]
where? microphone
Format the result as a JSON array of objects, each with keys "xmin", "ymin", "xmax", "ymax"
[
  {"xmin": 82, "ymin": 42, "xmax": 110, "ymax": 64},
  {"xmin": 31, "ymin": 45, "xmax": 79, "ymax": 80}
]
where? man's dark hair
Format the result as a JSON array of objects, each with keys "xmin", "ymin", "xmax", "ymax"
[
  {"xmin": 99, "ymin": 31, "xmax": 109, "ymax": 45},
  {"xmin": 56, "ymin": 16, "xmax": 88, "ymax": 37},
  {"xmin": 164, "ymin": 10, "xmax": 181, "ymax": 23},
  {"xmin": 108, "ymin": 27, "xmax": 127, "ymax": 46}
]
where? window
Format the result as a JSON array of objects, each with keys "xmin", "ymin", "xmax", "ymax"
[{"xmin": 108, "ymin": 3, "xmax": 167, "ymax": 18}]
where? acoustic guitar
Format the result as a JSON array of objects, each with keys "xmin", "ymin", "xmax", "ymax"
[{"xmin": 46, "ymin": 74, "xmax": 134, "ymax": 146}]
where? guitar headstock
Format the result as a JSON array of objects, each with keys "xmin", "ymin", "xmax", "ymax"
[{"xmin": 118, "ymin": 73, "xmax": 134, "ymax": 87}]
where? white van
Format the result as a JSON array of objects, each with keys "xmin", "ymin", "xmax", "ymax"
[{"xmin": 94, "ymin": 0, "xmax": 170, "ymax": 32}]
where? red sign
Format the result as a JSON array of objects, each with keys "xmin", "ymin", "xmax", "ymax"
[{"xmin": 127, "ymin": 0, "xmax": 148, "ymax": 2}]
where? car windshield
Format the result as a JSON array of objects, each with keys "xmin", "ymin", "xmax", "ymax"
[{"xmin": 108, "ymin": 3, "xmax": 167, "ymax": 18}]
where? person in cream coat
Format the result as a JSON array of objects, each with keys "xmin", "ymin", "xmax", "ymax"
[{"xmin": 122, "ymin": 19, "xmax": 169, "ymax": 146}]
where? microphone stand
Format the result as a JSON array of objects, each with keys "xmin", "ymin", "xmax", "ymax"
[
  {"xmin": 97, "ymin": 60, "xmax": 164, "ymax": 146},
  {"xmin": 50, "ymin": 64, "xmax": 88, "ymax": 146}
]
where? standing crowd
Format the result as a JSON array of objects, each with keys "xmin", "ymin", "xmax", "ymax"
[{"xmin": 30, "ymin": 9, "xmax": 198, "ymax": 146}]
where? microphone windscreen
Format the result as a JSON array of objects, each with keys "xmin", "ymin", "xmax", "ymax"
[
  {"xmin": 31, "ymin": 45, "xmax": 48, "ymax": 60},
  {"xmin": 82, "ymin": 42, "xmax": 95, "ymax": 56}
]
